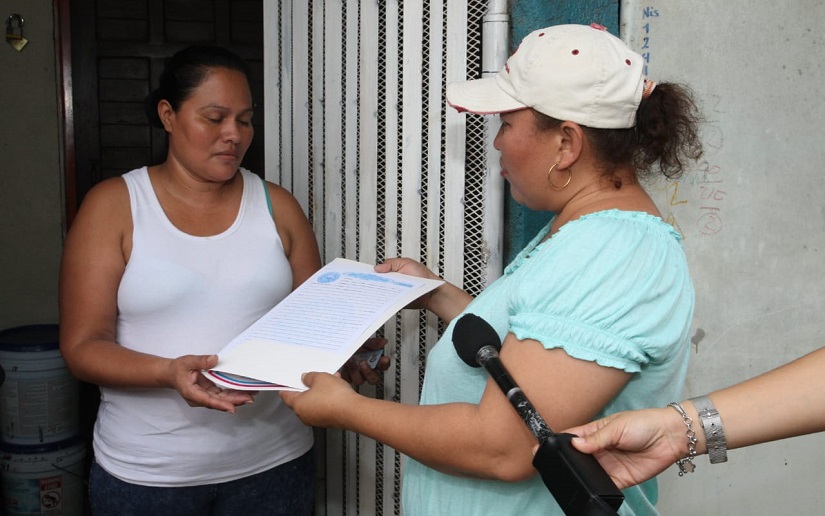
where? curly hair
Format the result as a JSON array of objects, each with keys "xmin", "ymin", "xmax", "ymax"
[{"xmin": 535, "ymin": 82, "xmax": 704, "ymax": 184}]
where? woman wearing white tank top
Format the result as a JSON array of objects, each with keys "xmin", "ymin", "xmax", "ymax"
[{"xmin": 59, "ymin": 45, "xmax": 387, "ymax": 515}]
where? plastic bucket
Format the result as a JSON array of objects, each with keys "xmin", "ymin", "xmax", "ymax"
[
  {"xmin": 0, "ymin": 325, "xmax": 80, "ymax": 445},
  {"xmin": 0, "ymin": 439, "xmax": 86, "ymax": 516}
]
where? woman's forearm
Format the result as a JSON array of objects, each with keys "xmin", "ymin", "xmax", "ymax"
[
  {"xmin": 564, "ymin": 347, "xmax": 825, "ymax": 490},
  {"xmin": 426, "ymin": 281, "xmax": 473, "ymax": 323},
  {"xmin": 701, "ymin": 347, "xmax": 825, "ymax": 451},
  {"xmin": 282, "ymin": 372, "xmax": 539, "ymax": 482}
]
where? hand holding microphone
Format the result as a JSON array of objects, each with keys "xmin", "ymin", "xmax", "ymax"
[{"xmin": 452, "ymin": 313, "xmax": 624, "ymax": 516}]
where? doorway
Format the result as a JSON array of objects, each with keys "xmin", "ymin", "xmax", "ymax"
[
  {"xmin": 56, "ymin": 3, "xmax": 264, "ymax": 513},
  {"xmin": 62, "ymin": 0, "xmax": 264, "ymax": 223}
]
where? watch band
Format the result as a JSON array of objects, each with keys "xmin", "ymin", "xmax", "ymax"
[{"xmin": 689, "ymin": 395, "xmax": 728, "ymax": 464}]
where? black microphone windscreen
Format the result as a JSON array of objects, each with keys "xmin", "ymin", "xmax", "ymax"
[{"xmin": 452, "ymin": 313, "xmax": 502, "ymax": 368}]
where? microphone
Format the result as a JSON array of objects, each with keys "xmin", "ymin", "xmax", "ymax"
[
  {"xmin": 452, "ymin": 313, "xmax": 554, "ymax": 442},
  {"xmin": 452, "ymin": 313, "xmax": 624, "ymax": 516}
]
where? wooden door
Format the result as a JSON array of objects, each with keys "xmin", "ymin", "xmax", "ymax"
[{"xmin": 68, "ymin": 0, "xmax": 264, "ymax": 213}]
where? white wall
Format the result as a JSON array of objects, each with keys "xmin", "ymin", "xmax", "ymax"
[
  {"xmin": 0, "ymin": 0, "xmax": 63, "ymax": 330},
  {"xmin": 623, "ymin": 1, "xmax": 825, "ymax": 512}
]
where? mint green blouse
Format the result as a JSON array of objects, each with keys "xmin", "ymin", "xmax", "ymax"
[{"xmin": 403, "ymin": 210, "xmax": 695, "ymax": 516}]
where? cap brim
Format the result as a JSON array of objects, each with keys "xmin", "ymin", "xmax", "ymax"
[{"xmin": 446, "ymin": 77, "xmax": 527, "ymax": 115}]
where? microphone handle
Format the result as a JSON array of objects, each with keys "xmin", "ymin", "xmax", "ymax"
[
  {"xmin": 477, "ymin": 346, "xmax": 554, "ymax": 441},
  {"xmin": 477, "ymin": 345, "xmax": 625, "ymax": 515}
]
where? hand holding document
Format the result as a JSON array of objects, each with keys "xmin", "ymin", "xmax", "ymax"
[{"xmin": 203, "ymin": 258, "xmax": 443, "ymax": 391}]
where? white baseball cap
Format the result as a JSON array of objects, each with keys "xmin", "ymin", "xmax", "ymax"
[{"xmin": 446, "ymin": 24, "xmax": 646, "ymax": 129}]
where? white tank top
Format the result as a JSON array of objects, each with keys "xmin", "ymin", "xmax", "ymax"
[{"xmin": 94, "ymin": 167, "xmax": 313, "ymax": 486}]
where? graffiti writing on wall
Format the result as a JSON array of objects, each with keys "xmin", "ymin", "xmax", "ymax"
[{"xmin": 639, "ymin": 6, "xmax": 726, "ymax": 238}]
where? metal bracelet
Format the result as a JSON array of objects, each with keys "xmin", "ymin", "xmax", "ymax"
[
  {"xmin": 689, "ymin": 395, "xmax": 728, "ymax": 464},
  {"xmin": 667, "ymin": 402, "xmax": 698, "ymax": 476}
]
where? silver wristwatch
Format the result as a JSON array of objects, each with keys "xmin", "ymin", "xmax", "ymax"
[{"xmin": 689, "ymin": 395, "xmax": 728, "ymax": 464}]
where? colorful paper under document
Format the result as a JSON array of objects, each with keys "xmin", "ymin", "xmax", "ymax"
[{"xmin": 203, "ymin": 258, "xmax": 443, "ymax": 391}]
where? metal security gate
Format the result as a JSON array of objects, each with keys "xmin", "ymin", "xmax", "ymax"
[{"xmin": 263, "ymin": 1, "xmax": 504, "ymax": 513}]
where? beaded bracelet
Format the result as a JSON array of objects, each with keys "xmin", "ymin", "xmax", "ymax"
[{"xmin": 667, "ymin": 402, "xmax": 698, "ymax": 475}]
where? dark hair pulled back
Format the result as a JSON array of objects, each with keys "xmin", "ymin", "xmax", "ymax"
[
  {"xmin": 535, "ymin": 82, "xmax": 704, "ymax": 182},
  {"xmin": 145, "ymin": 45, "xmax": 252, "ymax": 128}
]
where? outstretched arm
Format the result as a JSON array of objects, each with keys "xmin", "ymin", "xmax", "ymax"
[
  {"xmin": 282, "ymin": 335, "xmax": 630, "ymax": 481},
  {"xmin": 564, "ymin": 347, "xmax": 825, "ymax": 489},
  {"xmin": 375, "ymin": 258, "xmax": 473, "ymax": 323}
]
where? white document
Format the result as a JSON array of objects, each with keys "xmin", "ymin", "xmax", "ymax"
[{"xmin": 203, "ymin": 258, "xmax": 443, "ymax": 391}]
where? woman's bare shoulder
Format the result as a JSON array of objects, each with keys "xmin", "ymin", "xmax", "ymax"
[{"xmin": 71, "ymin": 176, "xmax": 132, "ymax": 234}]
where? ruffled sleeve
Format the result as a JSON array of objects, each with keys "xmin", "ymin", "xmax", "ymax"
[{"xmin": 508, "ymin": 211, "xmax": 694, "ymax": 373}]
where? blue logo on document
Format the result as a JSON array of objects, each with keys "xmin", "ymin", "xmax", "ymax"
[{"xmin": 318, "ymin": 272, "xmax": 341, "ymax": 283}]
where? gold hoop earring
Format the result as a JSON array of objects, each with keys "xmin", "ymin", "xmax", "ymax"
[{"xmin": 547, "ymin": 163, "xmax": 572, "ymax": 191}]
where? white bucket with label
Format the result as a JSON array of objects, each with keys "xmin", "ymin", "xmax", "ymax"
[
  {"xmin": 0, "ymin": 325, "xmax": 80, "ymax": 445},
  {"xmin": 0, "ymin": 439, "xmax": 86, "ymax": 516}
]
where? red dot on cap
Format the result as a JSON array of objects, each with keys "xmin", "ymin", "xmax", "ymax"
[
  {"xmin": 572, "ymin": 49, "xmax": 580, "ymax": 55},
  {"xmin": 625, "ymin": 59, "xmax": 632, "ymax": 65},
  {"xmin": 538, "ymin": 32, "xmax": 545, "ymax": 37},
  {"xmin": 590, "ymin": 23, "xmax": 607, "ymax": 31}
]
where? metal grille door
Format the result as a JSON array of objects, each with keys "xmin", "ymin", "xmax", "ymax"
[{"xmin": 263, "ymin": 1, "xmax": 502, "ymax": 513}]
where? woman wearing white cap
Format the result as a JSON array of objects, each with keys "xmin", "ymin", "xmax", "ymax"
[{"xmin": 282, "ymin": 24, "xmax": 703, "ymax": 515}]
